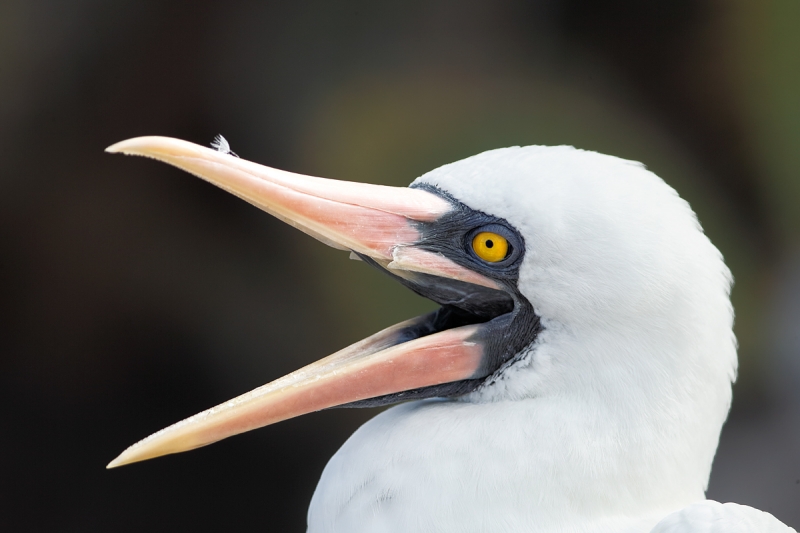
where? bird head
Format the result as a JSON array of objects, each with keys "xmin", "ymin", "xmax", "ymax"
[{"xmin": 106, "ymin": 138, "xmax": 736, "ymax": 475}]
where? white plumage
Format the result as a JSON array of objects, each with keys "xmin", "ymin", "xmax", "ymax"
[
  {"xmin": 651, "ymin": 502, "xmax": 792, "ymax": 533},
  {"xmin": 308, "ymin": 147, "xmax": 793, "ymax": 532},
  {"xmin": 210, "ymin": 134, "xmax": 238, "ymax": 157}
]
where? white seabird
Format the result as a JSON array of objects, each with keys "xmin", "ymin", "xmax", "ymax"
[{"xmin": 106, "ymin": 137, "xmax": 795, "ymax": 533}]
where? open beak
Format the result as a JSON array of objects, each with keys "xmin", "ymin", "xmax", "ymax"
[{"xmin": 106, "ymin": 137, "xmax": 506, "ymax": 468}]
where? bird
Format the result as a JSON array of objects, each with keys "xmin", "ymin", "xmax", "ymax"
[{"xmin": 105, "ymin": 136, "xmax": 795, "ymax": 533}]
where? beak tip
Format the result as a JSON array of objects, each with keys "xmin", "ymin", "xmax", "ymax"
[
  {"xmin": 106, "ymin": 444, "xmax": 149, "ymax": 469},
  {"xmin": 105, "ymin": 143, "xmax": 124, "ymax": 154},
  {"xmin": 105, "ymin": 137, "xmax": 145, "ymax": 155},
  {"xmin": 104, "ymin": 136, "xmax": 179, "ymax": 157},
  {"xmin": 106, "ymin": 455, "xmax": 126, "ymax": 469}
]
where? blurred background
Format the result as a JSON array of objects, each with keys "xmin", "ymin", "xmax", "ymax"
[{"xmin": 0, "ymin": 0, "xmax": 798, "ymax": 530}]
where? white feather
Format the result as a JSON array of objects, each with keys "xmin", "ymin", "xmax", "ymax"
[
  {"xmin": 306, "ymin": 146, "xmax": 786, "ymax": 532},
  {"xmin": 650, "ymin": 501, "xmax": 796, "ymax": 533},
  {"xmin": 210, "ymin": 134, "xmax": 238, "ymax": 157}
]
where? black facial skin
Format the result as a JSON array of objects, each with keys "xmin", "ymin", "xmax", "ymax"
[{"xmin": 341, "ymin": 185, "xmax": 542, "ymax": 408}]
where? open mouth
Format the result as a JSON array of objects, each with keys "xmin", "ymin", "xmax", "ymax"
[
  {"xmin": 339, "ymin": 254, "xmax": 517, "ymax": 407},
  {"xmin": 105, "ymin": 137, "xmax": 533, "ymax": 468}
]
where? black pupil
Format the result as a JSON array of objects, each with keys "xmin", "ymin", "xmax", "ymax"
[{"xmin": 485, "ymin": 239, "xmax": 494, "ymax": 248}]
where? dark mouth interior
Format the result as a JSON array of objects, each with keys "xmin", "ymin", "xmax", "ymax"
[
  {"xmin": 393, "ymin": 304, "xmax": 505, "ymax": 346},
  {"xmin": 355, "ymin": 252, "xmax": 515, "ymax": 340}
]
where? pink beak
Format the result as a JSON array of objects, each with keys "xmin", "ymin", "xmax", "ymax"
[{"xmin": 105, "ymin": 137, "xmax": 499, "ymax": 468}]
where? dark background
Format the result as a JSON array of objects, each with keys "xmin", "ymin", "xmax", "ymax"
[{"xmin": 1, "ymin": 1, "xmax": 799, "ymax": 530}]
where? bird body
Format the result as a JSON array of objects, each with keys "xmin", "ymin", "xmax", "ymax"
[
  {"xmin": 311, "ymin": 399, "xmax": 674, "ymax": 532},
  {"xmin": 106, "ymin": 139, "xmax": 795, "ymax": 533},
  {"xmin": 309, "ymin": 147, "xmax": 738, "ymax": 533}
]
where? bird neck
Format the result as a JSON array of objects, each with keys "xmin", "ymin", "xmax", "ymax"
[{"xmin": 465, "ymin": 317, "xmax": 734, "ymax": 524}]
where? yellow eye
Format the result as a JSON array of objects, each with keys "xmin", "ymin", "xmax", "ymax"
[{"xmin": 471, "ymin": 232, "xmax": 509, "ymax": 263}]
